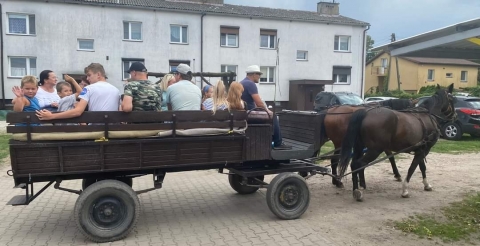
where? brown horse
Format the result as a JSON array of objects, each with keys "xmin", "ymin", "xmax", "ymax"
[
  {"xmin": 337, "ymin": 84, "xmax": 456, "ymax": 201},
  {"xmin": 318, "ymin": 99, "xmax": 416, "ymax": 188}
]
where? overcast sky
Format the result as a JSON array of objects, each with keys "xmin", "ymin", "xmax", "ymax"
[{"xmin": 225, "ymin": 0, "xmax": 480, "ymax": 47}]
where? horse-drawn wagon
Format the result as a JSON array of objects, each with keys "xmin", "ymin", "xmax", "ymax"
[{"xmin": 5, "ymin": 109, "xmax": 330, "ymax": 243}]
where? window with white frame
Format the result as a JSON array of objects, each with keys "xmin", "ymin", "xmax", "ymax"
[
  {"xmin": 334, "ymin": 35, "xmax": 350, "ymax": 52},
  {"xmin": 170, "ymin": 25, "xmax": 188, "ymax": 44},
  {"xmin": 427, "ymin": 69, "xmax": 435, "ymax": 81},
  {"xmin": 8, "ymin": 13, "xmax": 35, "ymax": 35},
  {"xmin": 9, "ymin": 57, "xmax": 37, "ymax": 77},
  {"xmin": 297, "ymin": 51, "xmax": 308, "ymax": 61},
  {"xmin": 260, "ymin": 29, "xmax": 277, "ymax": 49},
  {"xmin": 221, "ymin": 65, "xmax": 237, "ymax": 80},
  {"xmin": 461, "ymin": 71, "xmax": 468, "ymax": 82},
  {"xmin": 122, "ymin": 59, "xmax": 144, "ymax": 80},
  {"xmin": 77, "ymin": 39, "xmax": 94, "ymax": 51},
  {"xmin": 332, "ymin": 66, "xmax": 351, "ymax": 84},
  {"xmin": 260, "ymin": 67, "xmax": 275, "ymax": 83},
  {"xmin": 123, "ymin": 21, "xmax": 142, "ymax": 41},
  {"xmin": 381, "ymin": 58, "xmax": 388, "ymax": 67},
  {"xmin": 220, "ymin": 26, "xmax": 239, "ymax": 47}
]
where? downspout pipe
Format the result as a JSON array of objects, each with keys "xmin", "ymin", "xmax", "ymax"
[
  {"xmin": 200, "ymin": 13, "xmax": 206, "ymax": 89},
  {"xmin": 361, "ymin": 24, "xmax": 371, "ymax": 98},
  {"xmin": 0, "ymin": 3, "xmax": 5, "ymax": 109}
]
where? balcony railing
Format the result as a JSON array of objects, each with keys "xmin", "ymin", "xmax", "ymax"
[{"xmin": 371, "ymin": 66, "xmax": 388, "ymax": 76}]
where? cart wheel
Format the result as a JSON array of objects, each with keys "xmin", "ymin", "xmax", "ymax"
[
  {"xmin": 82, "ymin": 177, "xmax": 133, "ymax": 190},
  {"xmin": 298, "ymin": 172, "xmax": 309, "ymax": 178},
  {"xmin": 228, "ymin": 172, "xmax": 264, "ymax": 195},
  {"xmin": 266, "ymin": 173, "xmax": 310, "ymax": 220},
  {"xmin": 75, "ymin": 180, "xmax": 140, "ymax": 243}
]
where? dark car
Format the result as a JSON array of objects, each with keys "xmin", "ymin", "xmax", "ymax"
[
  {"xmin": 314, "ymin": 91, "xmax": 364, "ymax": 111},
  {"xmin": 416, "ymin": 96, "xmax": 480, "ymax": 140}
]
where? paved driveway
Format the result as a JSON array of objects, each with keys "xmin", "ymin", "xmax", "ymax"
[{"xmin": 0, "ymin": 165, "xmax": 335, "ymax": 246}]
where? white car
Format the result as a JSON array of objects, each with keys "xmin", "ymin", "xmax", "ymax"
[{"xmin": 364, "ymin": 96, "xmax": 398, "ymax": 102}]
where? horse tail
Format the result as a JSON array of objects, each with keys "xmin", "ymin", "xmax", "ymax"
[{"xmin": 338, "ymin": 109, "xmax": 368, "ymax": 177}]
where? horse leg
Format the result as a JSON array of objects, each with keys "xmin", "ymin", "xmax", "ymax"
[
  {"xmin": 352, "ymin": 150, "xmax": 382, "ymax": 202},
  {"xmin": 401, "ymin": 154, "xmax": 423, "ymax": 198},
  {"xmin": 385, "ymin": 150, "xmax": 402, "ymax": 182},
  {"xmin": 418, "ymin": 159, "xmax": 433, "ymax": 191},
  {"xmin": 331, "ymin": 150, "xmax": 344, "ymax": 188}
]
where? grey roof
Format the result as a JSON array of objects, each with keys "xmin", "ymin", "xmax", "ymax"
[{"xmin": 44, "ymin": 0, "xmax": 368, "ymax": 26}]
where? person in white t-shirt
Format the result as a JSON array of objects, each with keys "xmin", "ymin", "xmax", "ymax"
[
  {"xmin": 36, "ymin": 63, "xmax": 120, "ymax": 120},
  {"xmin": 36, "ymin": 70, "xmax": 61, "ymax": 112}
]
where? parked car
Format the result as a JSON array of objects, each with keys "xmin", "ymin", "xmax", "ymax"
[
  {"xmin": 314, "ymin": 91, "xmax": 364, "ymax": 111},
  {"xmin": 416, "ymin": 96, "xmax": 480, "ymax": 140},
  {"xmin": 364, "ymin": 96, "xmax": 399, "ymax": 102}
]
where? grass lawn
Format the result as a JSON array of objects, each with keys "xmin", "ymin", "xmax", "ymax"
[
  {"xmin": 394, "ymin": 192, "xmax": 480, "ymax": 242},
  {"xmin": 0, "ymin": 134, "xmax": 10, "ymax": 160},
  {"xmin": 431, "ymin": 136, "xmax": 480, "ymax": 154}
]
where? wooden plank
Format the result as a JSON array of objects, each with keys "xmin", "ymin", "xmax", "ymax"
[
  {"xmin": 6, "ymin": 111, "xmax": 247, "ymax": 124},
  {"xmin": 16, "ymin": 156, "xmax": 61, "ymax": 164},
  {"xmin": 179, "ymin": 153, "xmax": 209, "ymax": 160},
  {"xmin": 64, "ymin": 159, "xmax": 102, "ymax": 167},
  {"xmin": 104, "ymin": 144, "xmax": 139, "ymax": 153},
  {"xmin": 64, "ymin": 165, "xmax": 102, "ymax": 172},
  {"xmin": 142, "ymin": 150, "xmax": 176, "ymax": 157},
  {"xmin": 15, "ymin": 148, "xmax": 58, "ymax": 158},
  {"xmin": 142, "ymin": 144, "xmax": 176, "ymax": 151},
  {"xmin": 281, "ymin": 127, "xmax": 316, "ymax": 138},
  {"xmin": 15, "ymin": 168, "xmax": 61, "ymax": 175},
  {"xmin": 16, "ymin": 162, "xmax": 60, "ymax": 170}
]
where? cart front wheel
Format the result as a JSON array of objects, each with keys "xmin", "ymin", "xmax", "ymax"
[
  {"xmin": 266, "ymin": 173, "xmax": 310, "ymax": 220},
  {"xmin": 228, "ymin": 172, "xmax": 264, "ymax": 194},
  {"xmin": 75, "ymin": 180, "xmax": 140, "ymax": 243}
]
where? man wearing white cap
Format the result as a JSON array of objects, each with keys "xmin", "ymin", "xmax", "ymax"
[
  {"xmin": 165, "ymin": 63, "xmax": 202, "ymax": 110},
  {"xmin": 241, "ymin": 65, "xmax": 291, "ymax": 150}
]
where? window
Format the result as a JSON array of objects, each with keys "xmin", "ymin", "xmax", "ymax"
[
  {"xmin": 170, "ymin": 25, "xmax": 188, "ymax": 44},
  {"xmin": 334, "ymin": 35, "xmax": 350, "ymax": 52},
  {"xmin": 446, "ymin": 73, "xmax": 453, "ymax": 78},
  {"xmin": 297, "ymin": 51, "xmax": 308, "ymax": 61},
  {"xmin": 260, "ymin": 67, "xmax": 275, "ymax": 83},
  {"xmin": 381, "ymin": 58, "xmax": 388, "ymax": 67},
  {"xmin": 123, "ymin": 21, "xmax": 142, "ymax": 41},
  {"xmin": 260, "ymin": 29, "xmax": 277, "ymax": 49},
  {"xmin": 461, "ymin": 71, "xmax": 468, "ymax": 82},
  {"xmin": 8, "ymin": 13, "xmax": 35, "ymax": 35},
  {"xmin": 332, "ymin": 66, "xmax": 352, "ymax": 84},
  {"xmin": 427, "ymin": 69, "xmax": 435, "ymax": 81},
  {"xmin": 77, "ymin": 39, "xmax": 94, "ymax": 51},
  {"xmin": 9, "ymin": 57, "xmax": 37, "ymax": 77},
  {"xmin": 220, "ymin": 26, "xmax": 239, "ymax": 47},
  {"xmin": 221, "ymin": 65, "xmax": 237, "ymax": 80},
  {"xmin": 122, "ymin": 59, "xmax": 144, "ymax": 80},
  {"xmin": 169, "ymin": 60, "xmax": 190, "ymax": 73}
]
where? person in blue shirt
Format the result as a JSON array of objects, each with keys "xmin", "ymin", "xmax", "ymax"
[{"xmin": 240, "ymin": 65, "xmax": 291, "ymax": 150}]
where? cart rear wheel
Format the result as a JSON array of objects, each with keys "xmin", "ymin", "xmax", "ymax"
[
  {"xmin": 266, "ymin": 173, "xmax": 310, "ymax": 220},
  {"xmin": 75, "ymin": 180, "xmax": 140, "ymax": 243},
  {"xmin": 228, "ymin": 172, "xmax": 264, "ymax": 194},
  {"xmin": 82, "ymin": 177, "xmax": 133, "ymax": 190}
]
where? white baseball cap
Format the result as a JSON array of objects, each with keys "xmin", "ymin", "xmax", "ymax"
[
  {"xmin": 176, "ymin": 63, "xmax": 192, "ymax": 75},
  {"xmin": 245, "ymin": 65, "xmax": 262, "ymax": 74}
]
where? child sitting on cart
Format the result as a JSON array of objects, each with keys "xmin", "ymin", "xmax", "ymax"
[{"xmin": 11, "ymin": 76, "xmax": 41, "ymax": 126}]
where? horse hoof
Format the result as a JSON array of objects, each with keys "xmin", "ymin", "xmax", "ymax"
[
  {"xmin": 395, "ymin": 176, "xmax": 403, "ymax": 182},
  {"xmin": 353, "ymin": 190, "xmax": 363, "ymax": 202},
  {"xmin": 424, "ymin": 186, "xmax": 433, "ymax": 191},
  {"xmin": 401, "ymin": 193, "xmax": 410, "ymax": 198},
  {"xmin": 336, "ymin": 183, "xmax": 344, "ymax": 189}
]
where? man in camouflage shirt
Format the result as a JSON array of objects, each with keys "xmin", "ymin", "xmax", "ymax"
[{"xmin": 121, "ymin": 62, "xmax": 162, "ymax": 112}]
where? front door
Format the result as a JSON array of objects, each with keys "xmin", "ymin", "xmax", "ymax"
[{"xmin": 304, "ymin": 85, "xmax": 324, "ymax": 111}]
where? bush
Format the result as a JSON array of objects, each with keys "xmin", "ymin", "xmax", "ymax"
[{"xmin": 462, "ymin": 86, "xmax": 480, "ymax": 97}]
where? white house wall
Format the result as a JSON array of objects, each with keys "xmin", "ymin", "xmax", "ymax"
[{"xmin": 1, "ymin": 0, "xmax": 366, "ymax": 101}]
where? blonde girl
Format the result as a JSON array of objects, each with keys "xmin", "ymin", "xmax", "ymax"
[
  {"xmin": 158, "ymin": 74, "xmax": 176, "ymax": 111},
  {"xmin": 203, "ymin": 80, "xmax": 228, "ymax": 114}
]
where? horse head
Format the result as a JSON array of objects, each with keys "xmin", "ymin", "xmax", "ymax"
[{"xmin": 428, "ymin": 83, "xmax": 456, "ymax": 122}]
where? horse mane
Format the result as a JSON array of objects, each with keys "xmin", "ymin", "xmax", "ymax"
[{"xmin": 377, "ymin": 99, "xmax": 413, "ymax": 110}]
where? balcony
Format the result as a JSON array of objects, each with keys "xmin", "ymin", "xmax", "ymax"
[{"xmin": 371, "ymin": 66, "xmax": 388, "ymax": 76}]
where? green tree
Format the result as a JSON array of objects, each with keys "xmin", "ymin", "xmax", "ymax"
[{"xmin": 366, "ymin": 35, "xmax": 376, "ymax": 62}]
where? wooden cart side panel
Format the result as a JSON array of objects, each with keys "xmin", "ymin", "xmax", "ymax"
[
  {"xmin": 245, "ymin": 125, "xmax": 271, "ymax": 161},
  {"xmin": 11, "ymin": 137, "xmax": 245, "ymax": 177},
  {"xmin": 278, "ymin": 113, "xmax": 319, "ymax": 145}
]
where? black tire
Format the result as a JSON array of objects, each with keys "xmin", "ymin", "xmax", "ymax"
[
  {"xmin": 228, "ymin": 172, "xmax": 264, "ymax": 194},
  {"xmin": 441, "ymin": 122, "xmax": 462, "ymax": 140},
  {"xmin": 82, "ymin": 177, "xmax": 133, "ymax": 190},
  {"xmin": 75, "ymin": 180, "xmax": 140, "ymax": 243},
  {"xmin": 298, "ymin": 172, "xmax": 309, "ymax": 178},
  {"xmin": 266, "ymin": 173, "xmax": 310, "ymax": 220}
]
